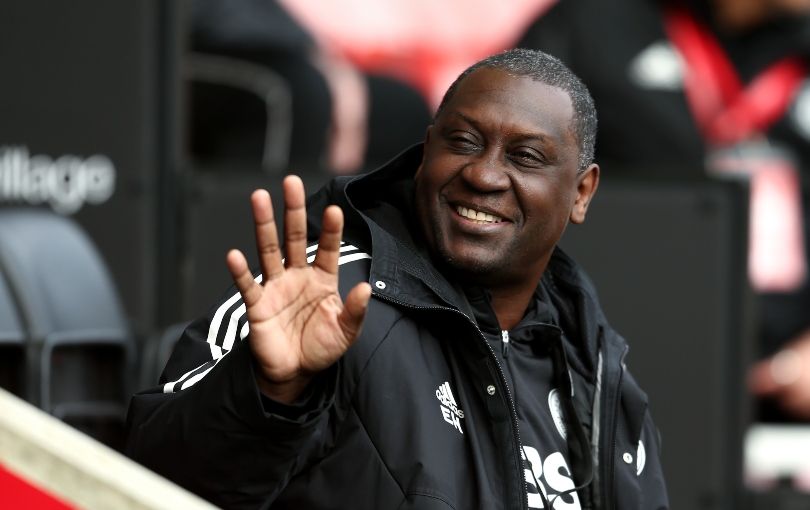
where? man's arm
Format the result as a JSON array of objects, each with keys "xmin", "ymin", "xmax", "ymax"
[
  {"xmin": 749, "ymin": 327, "xmax": 810, "ymax": 420},
  {"xmin": 126, "ymin": 331, "xmax": 336, "ymax": 508},
  {"xmin": 126, "ymin": 176, "xmax": 371, "ymax": 508}
]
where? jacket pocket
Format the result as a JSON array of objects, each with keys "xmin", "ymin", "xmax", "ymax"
[{"xmin": 398, "ymin": 490, "xmax": 456, "ymax": 510}]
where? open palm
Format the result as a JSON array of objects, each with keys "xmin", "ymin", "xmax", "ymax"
[{"xmin": 226, "ymin": 176, "xmax": 371, "ymax": 404}]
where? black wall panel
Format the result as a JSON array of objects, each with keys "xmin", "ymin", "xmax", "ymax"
[{"xmin": 0, "ymin": 1, "xmax": 182, "ymax": 337}]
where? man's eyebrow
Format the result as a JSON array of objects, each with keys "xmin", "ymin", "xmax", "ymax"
[
  {"xmin": 446, "ymin": 111, "xmax": 479, "ymax": 129},
  {"xmin": 448, "ymin": 111, "xmax": 550, "ymax": 142}
]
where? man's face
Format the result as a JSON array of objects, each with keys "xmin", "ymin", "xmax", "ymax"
[{"xmin": 414, "ymin": 67, "xmax": 597, "ymax": 287}]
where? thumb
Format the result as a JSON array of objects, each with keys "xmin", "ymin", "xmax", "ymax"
[{"xmin": 339, "ymin": 282, "xmax": 372, "ymax": 342}]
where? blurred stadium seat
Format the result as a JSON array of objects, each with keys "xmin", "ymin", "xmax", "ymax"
[
  {"xmin": 186, "ymin": 52, "xmax": 293, "ymax": 173},
  {"xmin": 0, "ymin": 208, "xmax": 134, "ymax": 449}
]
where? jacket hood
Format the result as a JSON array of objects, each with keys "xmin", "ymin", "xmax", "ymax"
[
  {"xmin": 340, "ymin": 143, "xmax": 621, "ymax": 377},
  {"xmin": 543, "ymin": 248, "xmax": 615, "ymax": 377}
]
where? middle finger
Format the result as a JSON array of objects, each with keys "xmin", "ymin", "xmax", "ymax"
[{"xmin": 283, "ymin": 175, "xmax": 308, "ymax": 268}]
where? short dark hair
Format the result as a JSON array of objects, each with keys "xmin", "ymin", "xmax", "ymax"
[{"xmin": 434, "ymin": 48, "xmax": 597, "ymax": 171}]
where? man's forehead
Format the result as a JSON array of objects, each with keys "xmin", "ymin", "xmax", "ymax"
[
  {"xmin": 438, "ymin": 68, "xmax": 576, "ymax": 138},
  {"xmin": 444, "ymin": 68, "xmax": 571, "ymax": 111},
  {"xmin": 464, "ymin": 66, "xmax": 563, "ymax": 93}
]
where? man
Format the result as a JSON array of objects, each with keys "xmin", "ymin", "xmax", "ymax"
[{"xmin": 126, "ymin": 49, "xmax": 669, "ymax": 509}]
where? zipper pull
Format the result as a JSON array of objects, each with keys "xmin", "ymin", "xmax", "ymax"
[{"xmin": 501, "ymin": 330, "xmax": 510, "ymax": 358}]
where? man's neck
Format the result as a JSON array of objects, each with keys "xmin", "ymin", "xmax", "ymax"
[{"xmin": 489, "ymin": 285, "xmax": 538, "ymax": 331}]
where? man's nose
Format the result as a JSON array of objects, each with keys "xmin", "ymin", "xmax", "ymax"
[{"xmin": 460, "ymin": 152, "xmax": 511, "ymax": 192}]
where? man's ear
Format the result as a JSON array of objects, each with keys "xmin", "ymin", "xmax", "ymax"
[
  {"xmin": 423, "ymin": 124, "xmax": 433, "ymax": 146},
  {"xmin": 415, "ymin": 125, "xmax": 433, "ymax": 179},
  {"xmin": 570, "ymin": 163, "xmax": 599, "ymax": 224}
]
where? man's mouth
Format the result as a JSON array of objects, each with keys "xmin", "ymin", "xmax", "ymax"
[{"xmin": 456, "ymin": 205, "xmax": 503, "ymax": 224}]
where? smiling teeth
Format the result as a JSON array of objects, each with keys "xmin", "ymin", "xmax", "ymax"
[{"xmin": 457, "ymin": 206, "xmax": 502, "ymax": 223}]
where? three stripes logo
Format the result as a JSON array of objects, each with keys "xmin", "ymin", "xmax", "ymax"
[
  {"xmin": 207, "ymin": 241, "xmax": 370, "ymax": 353},
  {"xmin": 436, "ymin": 381, "xmax": 464, "ymax": 434},
  {"xmin": 163, "ymin": 242, "xmax": 370, "ymax": 394}
]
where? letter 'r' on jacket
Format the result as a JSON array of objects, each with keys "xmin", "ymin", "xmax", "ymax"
[{"xmin": 125, "ymin": 145, "xmax": 669, "ymax": 509}]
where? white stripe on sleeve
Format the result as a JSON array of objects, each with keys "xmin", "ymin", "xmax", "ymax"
[
  {"xmin": 167, "ymin": 243, "xmax": 369, "ymax": 393},
  {"xmin": 206, "ymin": 274, "xmax": 262, "ymax": 347}
]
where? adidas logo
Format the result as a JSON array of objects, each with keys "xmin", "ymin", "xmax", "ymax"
[{"xmin": 436, "ymin": 381, "xmax": 464, "ymax": 434}]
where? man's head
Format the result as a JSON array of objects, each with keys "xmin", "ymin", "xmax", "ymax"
[
  {"xmin": 434, "ymin": 48, "xmax": 597, "ymax": 171},
  {"xmin": 414, "ymin": 48, "xmax": 600, "ymax": 294}
]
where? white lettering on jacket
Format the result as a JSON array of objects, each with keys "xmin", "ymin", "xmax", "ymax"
[{"xmin": 523, "ymin": 445, "xmax": 582, "ymax": 510}]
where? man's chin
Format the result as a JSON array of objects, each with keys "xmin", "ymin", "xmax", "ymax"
[{"xmin": 439, "ymin": 250, "xmax": 503, "ymax": 282}]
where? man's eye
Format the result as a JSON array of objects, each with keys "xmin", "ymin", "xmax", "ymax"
[
  {"xmin": 510, "ymin": 149, "xmax": 544, "ymax": 167},
  {"xmin": 448, "ymin": 137, "xmax": 479, "ymax": 152}
]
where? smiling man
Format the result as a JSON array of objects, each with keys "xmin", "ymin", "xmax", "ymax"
[{"xmin": 126, "ymin": 49, "xmax": 669, "ymax": 509}]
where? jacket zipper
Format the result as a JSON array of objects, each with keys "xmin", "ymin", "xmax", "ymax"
[
  {"xmin": 601, "ymin": 343, "xmax": 628, "ymax": 510},
  {"xmin": 501, "ymin": 330, "xmax": 510, "ymax": 357},
  {"xmin": 372, "ymin": 292, "xmax": 528, "ymax": 510}
]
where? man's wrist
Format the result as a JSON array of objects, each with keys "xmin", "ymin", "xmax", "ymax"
[{"xmin": 255, "ymin": 372, "xmax": 314, "ymax": 405}]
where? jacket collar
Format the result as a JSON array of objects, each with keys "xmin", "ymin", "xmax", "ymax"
[
  {"xmin": 544, "ymin": 249, "xmax": 609, "ymax": 377},
  {"xmin": 344, "ymin": 144, "xmax": 470, "ymax": 311}
]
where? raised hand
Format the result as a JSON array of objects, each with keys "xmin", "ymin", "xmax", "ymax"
[{"xmin": 226, "ymin": 176, "xmax": 372, "ymax": 404}]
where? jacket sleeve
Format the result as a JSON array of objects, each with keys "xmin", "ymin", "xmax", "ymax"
[
  {"xmin": 125, "ymin": 179, "xmax": 346, "ymax": 509},
  {"xmin": 125, "ymin": 312, "xmax": 338, "ymax": 508}
]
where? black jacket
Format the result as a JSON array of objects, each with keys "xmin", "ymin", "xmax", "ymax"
[{"xmin": 126, "ymin": 145, "xmax": 669, "ymax": 509}]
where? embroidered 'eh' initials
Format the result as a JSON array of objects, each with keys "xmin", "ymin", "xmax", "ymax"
[{"xmin": 436, "ymin": 381, "xmax": 464, "ymax": 434}]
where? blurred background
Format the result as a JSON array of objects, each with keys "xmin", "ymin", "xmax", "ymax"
[{"xmin": 2, "ymin": 1, "xmax": 810, "ymax": 508}]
